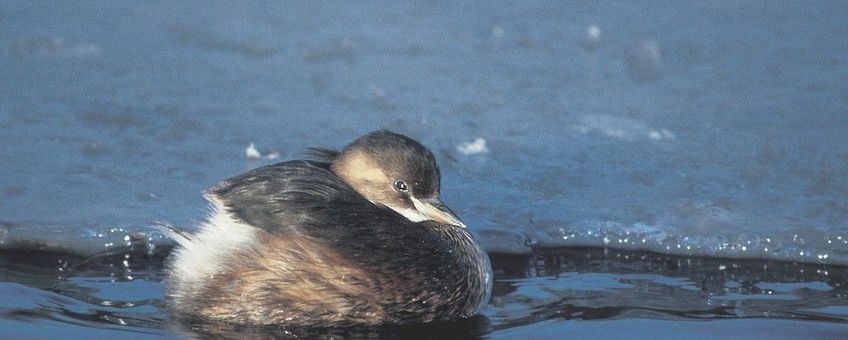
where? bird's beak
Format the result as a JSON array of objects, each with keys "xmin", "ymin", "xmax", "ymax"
[{"xmin": 411, "ymin": 196, "xmax": 467, "ymax": 228}]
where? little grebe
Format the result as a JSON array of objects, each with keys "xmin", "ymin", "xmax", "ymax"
[{"xmin": 165, "ymin": 130, "xmax": 492, "ymax": 326}]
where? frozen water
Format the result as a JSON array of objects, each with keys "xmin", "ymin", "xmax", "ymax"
[
  {"xmin": 582, "ymin": 25, "xmax": 601, "ymax": 52},
  {"xmin": 1, "ymin": 1, "xmax": 847, "ymax": 265},
  {"xmin": 457, "ymin": 137, "xmax": 490, "ymax": 155},
  {"xmin": 245, "ymin": 142, "xmax": 262, "ymax": 160}
]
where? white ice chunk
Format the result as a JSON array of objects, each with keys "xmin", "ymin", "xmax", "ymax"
[
  {"xmin": 575, "ymin": 114, "xmax": 675, "ymax": 141},
  {"xmin": 457, "ymin": 137, "xmax": 490, "ymax": 155},
  {"xmin": 246, "ymin": 142, "xmax": 262, "ymax": 159},
  {"xmin": 583, "ymin": 25, "xmax": 601, "ymax": 51},
  {"xmin": 265, "ymin": 151, "xmax": 281, "ymax": 160}
]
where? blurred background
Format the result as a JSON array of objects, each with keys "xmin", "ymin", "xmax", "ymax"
[{"xmin": 1, "ymin": 1, "xmax": 847, "ymax": 264}]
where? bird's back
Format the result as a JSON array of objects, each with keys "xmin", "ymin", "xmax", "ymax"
[{"xmin": 166, "ymin": 160, "xmax": 491, "ymax": 326}]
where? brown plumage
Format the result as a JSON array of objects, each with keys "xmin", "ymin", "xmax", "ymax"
[{"xmin": 165, "ymin": 130, "xmax": 492, "ymax": 326}]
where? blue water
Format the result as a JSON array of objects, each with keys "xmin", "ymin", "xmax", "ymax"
[
  {"xmin": 1, "ymin": 248, "xmax": 847, "ymax": 338},
  {"xmin": 1, "ymin": 1, "xmax": 847, "ymax": 338}
]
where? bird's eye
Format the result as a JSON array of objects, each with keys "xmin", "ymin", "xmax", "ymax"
[{"xmin": 394, "ymin": 180, "xmax": 409, "ymax": 192}]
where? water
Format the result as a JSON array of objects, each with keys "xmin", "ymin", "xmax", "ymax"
[
  {"xmin": 1, "ymin": 0, "xmax": 848, "ymax": 338},
  {"xmin": 1, "ymin": 248, "xmax": 847, "ymax": 338}
]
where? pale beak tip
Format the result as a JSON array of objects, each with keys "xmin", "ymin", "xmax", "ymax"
[{"xmin": 413, "ymin": 196, "xmax": 468, "ymax": 228}]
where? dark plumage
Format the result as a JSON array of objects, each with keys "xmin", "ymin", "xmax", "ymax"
[{"xmin": 165, "ymin": 130, "xmax": 492, "ymax": 326}]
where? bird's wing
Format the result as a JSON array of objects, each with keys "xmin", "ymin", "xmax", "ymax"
[{"xmin": 207, "ymin": 160, "xmax": 373, "ymax": 233}]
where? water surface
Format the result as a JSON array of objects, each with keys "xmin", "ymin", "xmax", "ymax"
[
  {"xmin": 1, "ymin": 247, "xmax": 847, "ymax": 338},
  {"xmin": 2, "ymin": 1, "xmax": 847, "ymax": 338}
]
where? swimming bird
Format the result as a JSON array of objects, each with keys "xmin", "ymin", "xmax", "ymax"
[{"xmin": 164, "ymin": 130, "xmax": 492, "ymax": 326}]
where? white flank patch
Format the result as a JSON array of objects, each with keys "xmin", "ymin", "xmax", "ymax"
[{"xmin": 169, "ymin": 196, "xmax": 258, "ymax": 290}]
